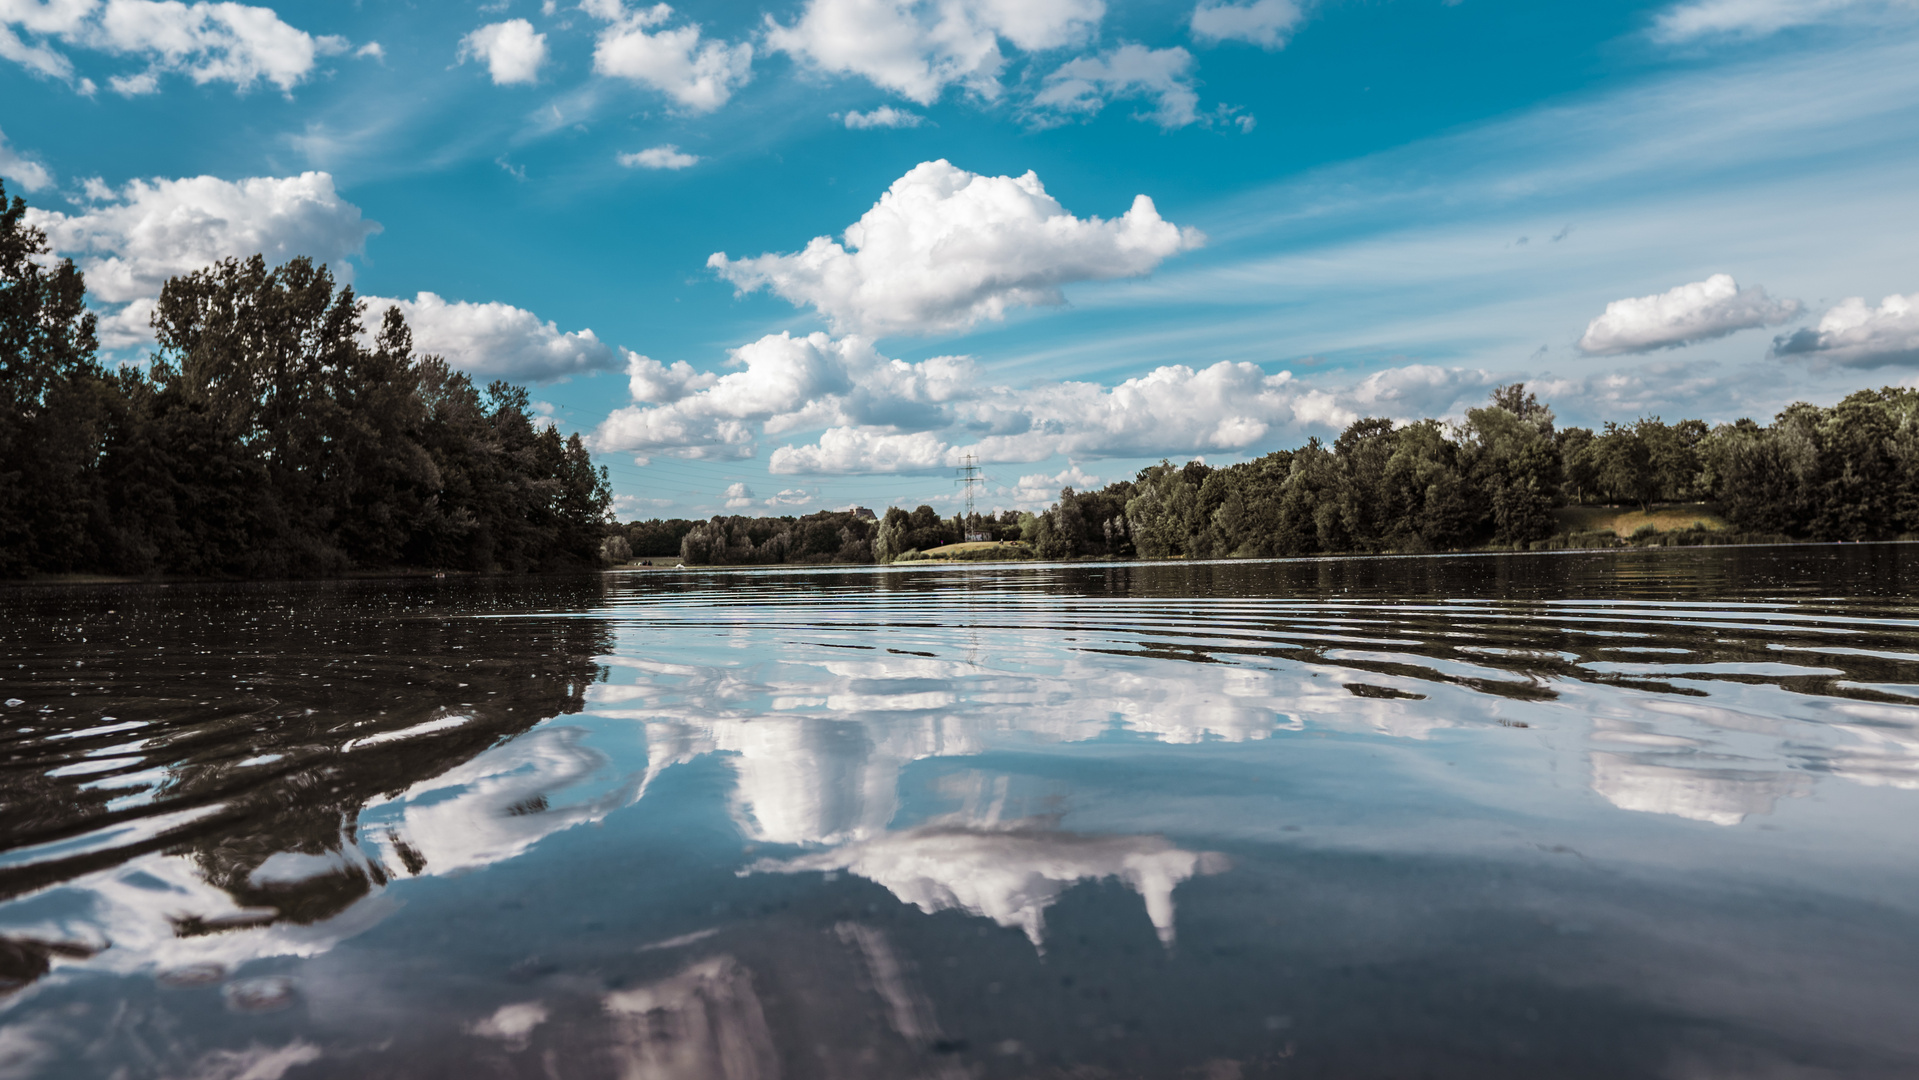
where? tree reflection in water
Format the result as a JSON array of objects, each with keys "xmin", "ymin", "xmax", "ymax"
[
  {"xmin": 0, "ymin": 576, "xmax": 614, "ymax": 990},
  {"xmin": 0, "ymin": 547, "xmax": 1917, "ymax": 1078}
]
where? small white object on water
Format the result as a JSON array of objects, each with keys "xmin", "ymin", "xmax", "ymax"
[{"xmin": 223, "ymin": 976, "xmax": 297, "ymax": 1012}]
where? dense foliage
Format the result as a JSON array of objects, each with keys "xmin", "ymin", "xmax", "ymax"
[
  {"xmin": 0, "ymin": 180, "xmax": 610, "ymax": 578},
  {"xmin": 872, "ymin": 505, "xmax": 1024, "ymax": 562},
  {"xmin": 626, "ymin": 504, "xmax": 1031, "ymax": 566},
  {"xmin": 1014, "ymin": 385, "xmax": 1919, "ymax": 560},
  {"xmin": 609, "ymin": 517, "xmax": 703, "ymax": 559},
  {"xmin": 675, "ymin": 510, "xmax": 879, "ymax": 565}
]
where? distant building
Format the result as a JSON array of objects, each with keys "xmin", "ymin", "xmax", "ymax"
[
  {"xmin": 965, "ymin": 531, "xmax": 991, "ymax": 543},
  {"xmin": 851, "ymin": 507, "xmax": 878, "ymax": 522}
]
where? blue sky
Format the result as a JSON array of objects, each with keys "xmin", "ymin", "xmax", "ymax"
[{"xmin": 4, "ymin": 0, "xmax": 1917, "ymax": 519}]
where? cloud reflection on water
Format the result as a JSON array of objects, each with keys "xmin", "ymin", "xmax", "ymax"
[
  {"xmin": 754, "ymin": 821, "xmax": 1228, "ymax": 947},
  {"xmin": 361, "ymin": 726, "xmax": 644, "ymax": 877},
  {"xmin": 1588, "ymin": 752, "xmax": 1812, "ymax": 827},
  {"xmin": 603, "ymin": 955, "xmax": 780, "ymax": 1080},
  {"xmin": 3, "ymin": 551, "xmax": 1919, "ymax": 1077}
]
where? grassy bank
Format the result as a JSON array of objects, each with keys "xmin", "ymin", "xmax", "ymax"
[
  {"xmin": 1553, "ymin": 503, "xmax": 1730, "ymax": 536},
  {"xmin": 1529, "ymin": 502, "xmax": 1799, "ymax": 551},
  {"xmin": 894, "ymin": 541, "xmax": 1038, "ymax": 563}
]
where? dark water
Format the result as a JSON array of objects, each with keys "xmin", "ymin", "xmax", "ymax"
[{"xmin": 3, "ymin": 546, "xmax": 1919, "ymax": 1079}]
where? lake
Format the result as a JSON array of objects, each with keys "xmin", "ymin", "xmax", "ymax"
[{"xmin": 3, "ymin": 545, "xmax": 1918, "ymax": 1078}]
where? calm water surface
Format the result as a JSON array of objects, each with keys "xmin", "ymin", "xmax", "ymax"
[{"xmin": 3, "ymin": 546, "xmax": 1919, "ymax": 1078}]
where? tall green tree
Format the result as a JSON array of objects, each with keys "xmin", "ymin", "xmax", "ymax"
[
  {"xmin": 1381, "ymin": 419, "xmax": 1482, "ymax": 550},
  {"xmin": 0, "ymin": 179, "xmax": 106, "ymax": 575},
  {"xmin": 1331, "ymin": 417, "xmax": 1399, "ymax": 552},
  {"xmin": 1463, "ymin": 384, "xmax": 1562, "ymax": 545},
  {"xmin": 1592, "ymin": 421, "xmax": 1655, "ymax": 509},
  {"xmin": 1557, "ymin": 426, "xmax": 1598, "ymax": 505},
  {"xmin": 4, "ymin": 241, "xmax": 610, "ymax": 577},
  {"xmin": 1125, "ymin": 462, "xmax": 1199, "ymax": 558}
]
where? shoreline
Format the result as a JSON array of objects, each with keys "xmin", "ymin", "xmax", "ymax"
[
  {"xmin": 633, "ymin": 537, "xmax": 1914, "ymax": 573},
  {"xmin": 0, "ymin": 566, "xmax": 578, "ymax": 590},
  {"xmin": 8, "ymin": 538, "xmax": 1914, "ymax": 589}
]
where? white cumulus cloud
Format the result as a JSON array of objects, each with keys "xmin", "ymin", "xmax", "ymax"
[
  {"xmin": 1650, "ymin": 0, "xmax": 1915, "ymax": 42},
  {"xmin": 1577, "ymin": 273, "xmax": 1801, "ymax": 356},
  {"xmin": 1771, "ymin": 292, "xmax": 1919, "ymax": 367},
  {"xmin": 0, "ymin": 126, "xmax": 53, "ymax": 190},
  {"xmin": 595, "ymin": 331, "xmax": 977, "ymax": 458},
  {"xmin": 765, "ymin": 0, "xmax": 1104, "ymax": 104},
  {"xmin": 760, "ymin": 359, "xmax": 1509, "ymax": 473},
  {"xmin": 1343, "ymin": 364, "xmax": 1505, "ymax": 423},
  {"xmin": 1005, "ymin": 465, "xmax": 1100, "ymax": 508},
  {"xmin": 956, "ymin": 360, "xmax": 1326, "ymax": 465},
  {"xmin": 361, "ymin": 293, "xmax": 619, "ymax": 382},
  {"xmin": 1529, "ymin": 360, "xmax": 1743, "ymax": 420},
  {"xmin": 839, "ymin": 104, "xmax": 924, "ymax": 128},
  {"xmin": 709, "ymin": 159, "xmax": 1202, "ymax": 337},
  {"xmin": 768, "ymin": 426, "xmax": 954, "ymax": 473},
  {"xmin": 1030, "ymin": 43, "xmax": 1202, "ymax": 129},
  {"xmin": 0, "ymin": 0, "xmax": 352, "ymax": 95},
  {"xmin": 618, "ymin": 144, "xmax": 700, "ymax": 169},
  {"xmin": 1190, "ymin": 0, "xmax": 1307, "ymax": 49},
  {"xmin": 26, "ymin": 171, "xmax": 377, "ymax": 304},
  {"xmin": 26, "ymin": 170, "xmax": 379, "ymax": 348},
  {"xmin": 584, "ymin": 0, "xmax": 752, "ymax": 112},
  {"xmin": 458, "ymin": 18, "xmax": 547, "ymax": 85},
  {"xmin": 596, "ymin": 328, "xmax": 1503, "ymax": 474},
  {"xmin": 624, "ymin": 350, "xmax": 720, "ymax": 403},
  {"xmin": 723, "ymin": 481, "xmax": 756, "ymax": 508}
]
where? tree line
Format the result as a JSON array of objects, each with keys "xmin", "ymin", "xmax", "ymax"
[
  {"xmin": 607, "ymin": 511, "xmax": 880, "ymax": 566},
  {"xmin": 1, "ymin": 180, "xmax": 610, "ymax": 579},
  {"xmin": 624, "ymin": 381, "xmax": 1919, "ymax": 566},
  {"xmin": 617, "ymin": 505, "xmax": 1031, "ymax": 566},
  {"xmin": 1016, "ymin": 384, "xmax": 1919, "ymax": 561}
]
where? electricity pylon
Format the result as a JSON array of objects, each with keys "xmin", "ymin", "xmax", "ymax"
[{"xmin": 956, "ymin": 453, "xmax": 982, "ymax": 533}]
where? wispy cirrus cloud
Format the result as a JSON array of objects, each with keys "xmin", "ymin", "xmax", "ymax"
[
  {"xmin": 1650, "ymin": 0, "xmax": 1919, "ymax": 43},
  {"xmin": 958, "ymin": 32, "xmax": 1919, "ymax": 436}
]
